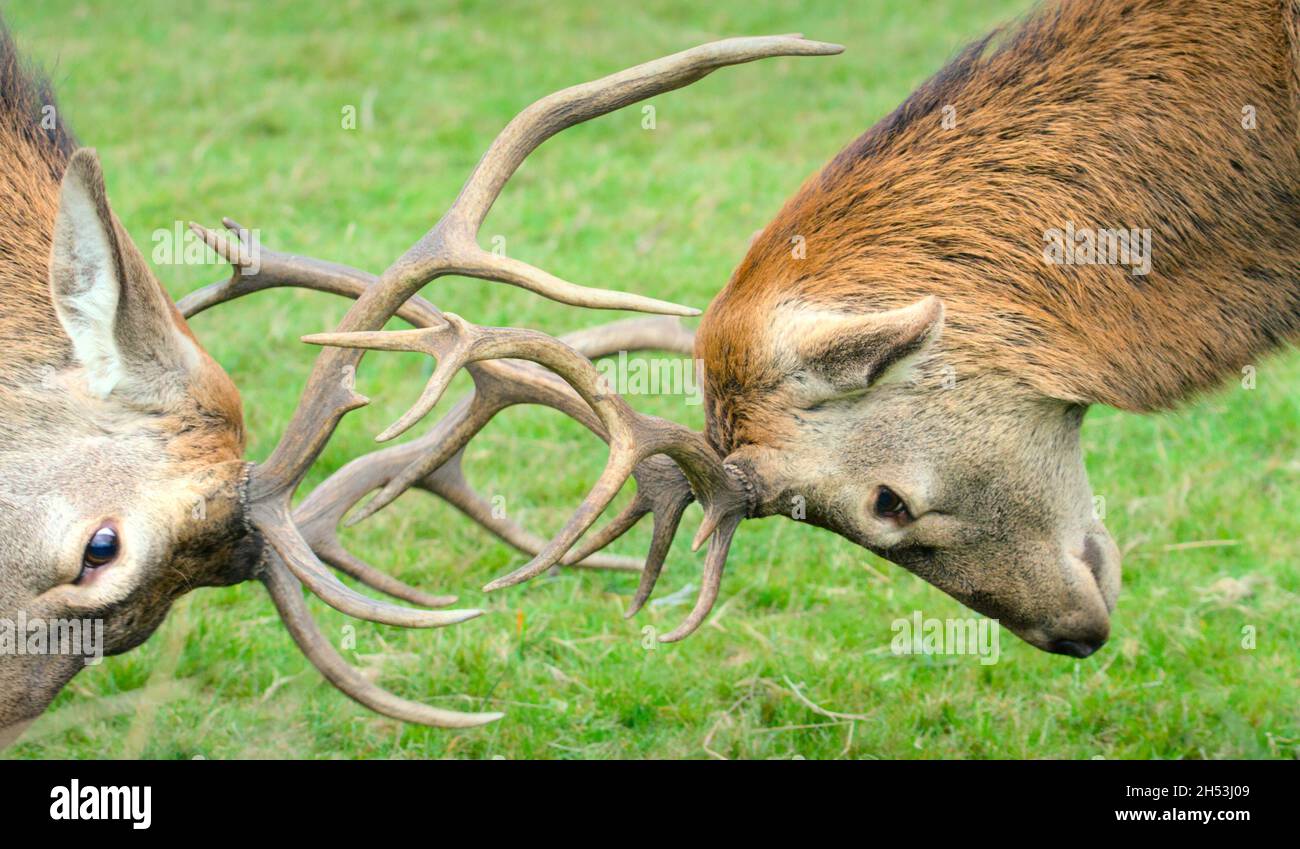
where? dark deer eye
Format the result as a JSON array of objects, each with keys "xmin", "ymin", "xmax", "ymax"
[
  {"xmin": 81, "ymin": 525, "xmax": 120, "ymax": 573},
  {"xmin": 873, "ymin": 487, "xmax": 911, "ymax": 522}
]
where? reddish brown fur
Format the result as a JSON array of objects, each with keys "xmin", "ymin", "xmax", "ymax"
[
  {"xmin": 700, "ymin": 0, "xmax": 1300, "ymax": 453},
  {"xmin": 0, "ymin": 23, "xmax": 73, "ymax": 374}
]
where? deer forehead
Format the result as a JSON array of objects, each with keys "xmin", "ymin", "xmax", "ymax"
[{"xmin": 0, "ymin": 434, "xmax": 167, "ymax": 511}]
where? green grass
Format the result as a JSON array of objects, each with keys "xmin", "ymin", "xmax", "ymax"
[{"xmin": 5, "ymin": 0, "xmax": 1298, "ymax": 759}]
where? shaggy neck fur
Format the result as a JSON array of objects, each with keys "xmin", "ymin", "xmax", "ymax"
[
  {"xmin": 0, "ymin": 23, "xmax": 75, "ymax": 380},
  {"xmin": 699, "ymin": 0, "xmax": 1300, "ymax": 451}
]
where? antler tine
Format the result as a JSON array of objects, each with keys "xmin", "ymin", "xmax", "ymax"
[
  {"xmin": 625, "ymin": 499, "xmax": 692, "ymax": 618},
  {"xmin": 261, "ymin": 555, "xmax": 503, "ymax": 729},
  {"xmin": 549, "ymin": 319, "xmax": 695, "ymax": 586},
  {"xmin": 558, "ymin": 455, "xmax": 686, "ymax": 566},
  {"xmin": 179, "ymin": 220, "xmax": 448, "ymax": 325},
  {"xmin": 478, "ymin": 402, "xmax": 750, "ymax": 644},
  {"xmin": 420, "ymin": 448, "xmax": 643, "ymax": 572},
  {"xmin": 251, "ymin": 498, "xmax": 483, "ymax": 629},
  {"xmin": 657, "ymin": 510, "xmax": 744, "ymax": 642},
  {"xmin": 296, "ymin": 404, "xmax": 643, "ymax": 596},
  {"xmin": 305, "ymin": 315, "xmax": 651, "ymax": 573},
  {"xmin": 438, "ymin": 35, "xmax": 844, "ymax": 239},
  {"xmin": 370, "ymin": 367, "xmax": 686, "ymax": 580},
  {"xmin": 385, "ymin": 34, "xmax": 843, "ymax": 313},
  {"xmin": 560, "ymin": 454, "xmax": 695, "ymax": 616},
  {"xmin": 304, "ymin": 312, "xmax": 643, "ymax": 440},
  {"xmin": 292, "ymin": 452, "xmax": 462, "ymax": 609},
  {"xmin": 340, "ymin": 313, "xmax": 692, "ymax": 525},
  {"xmin": 338, "ymin": 353, "xmax": 602, "ymax": 527},
  {"xmin": 561, "ymin": 315, "xmax": 695, "ymax": 359}
]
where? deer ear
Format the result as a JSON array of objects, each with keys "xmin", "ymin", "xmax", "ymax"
[
  {"xmin": 48, "ymin": 148, "xmax": 197, "ymax": 401},
  {"xmin": 786, "ymin": 295, "xmax": 944, "ymax": 400}
]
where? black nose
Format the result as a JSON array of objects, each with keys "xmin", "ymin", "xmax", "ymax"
[{"xmin": 1049, "ymin": 638, "xmax": 1105, "ymax": 658}]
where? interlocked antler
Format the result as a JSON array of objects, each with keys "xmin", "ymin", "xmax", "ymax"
[
  {"xmin": 191, "ymin": 35, "xmax": 841, "ymax": 728},
  {"xmin": 305, "ymin": 314, "xmax": 753, "ymax": 642},
  {"xmin": 182, "ymin": 225, "xmax": 656, "ymax": 585},
  {"xmin": 184, "ymin": 228, "xmax": 704, "ymax": 611}
]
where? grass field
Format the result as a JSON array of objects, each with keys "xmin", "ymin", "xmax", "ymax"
[{"xmin": 4, "ymin": 0, "xmax": 1298, "ymax": 759}]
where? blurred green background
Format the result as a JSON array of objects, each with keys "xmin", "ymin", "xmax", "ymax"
[{"xmin": 4, "ymin": 0, "xmax": 1297, "ymax": 759}]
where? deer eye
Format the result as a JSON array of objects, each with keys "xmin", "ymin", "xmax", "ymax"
[
  {"xmin": 873, "ymin": 486, "xmax": 912, "ymax": 523},
  {"xmin": 80, "ymin": 525, "xmax": 120, "ymax": 576}
]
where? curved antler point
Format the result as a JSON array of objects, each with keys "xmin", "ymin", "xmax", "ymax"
[{"xmin": 374, "ymin": 425, "xmax": 404, "ymax": 443}]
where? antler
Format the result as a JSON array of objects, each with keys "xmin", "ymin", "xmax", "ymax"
[
  {"xmin": 189, "ymin": 223, "xmax": 721, "ymax": 621},
  {"xmin": 189, "ymin": 35, "xmax": 840, "ymax": 728},
  {"xmin": 183, "ymin": 224, "xmax": 658, "ymax": 583},
  {"xmin": 305, "ymin": 313, "xmax": 754, "ymax": 642}
]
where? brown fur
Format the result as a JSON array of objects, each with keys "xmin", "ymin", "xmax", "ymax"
[
  {"xmin": 701, "ymin": 0, "xmax": 1300, "ymax": 454},
  {"xmin": 0, "ymin": 23, "xmax": 74, "ymax": 375}
]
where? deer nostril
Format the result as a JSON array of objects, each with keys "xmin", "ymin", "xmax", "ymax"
[
  {"xmin": 1079, "ymin": 534, "xmax": 1106, "ymax": 583},
  {"xmin": 1048, "ymin": 636, "xmax": 1106, "ymax": 658}
]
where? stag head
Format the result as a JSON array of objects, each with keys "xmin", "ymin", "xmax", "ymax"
[
  {"xmin": 695, "ymin": 290, "xmax": 1120, "ymax": 657},
  {"xmin": 0, "ymin": 151, "xmax": 257, "ymax": 743}
]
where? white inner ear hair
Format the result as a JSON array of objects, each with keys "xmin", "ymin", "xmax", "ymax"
[{"xmin": 50, "ymin": 175, "xmax": 124, "ymax": 399}]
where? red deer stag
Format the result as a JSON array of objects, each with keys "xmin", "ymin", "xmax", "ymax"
[{"xmin": 286, "ymin": 0, "xmax": 1299, "ymax": 698}]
